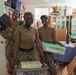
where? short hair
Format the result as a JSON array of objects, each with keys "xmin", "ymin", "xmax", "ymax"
[
  {"xmin": 40, "ymin": 15, "xmax": 48, "ymax": 19},
  {"xmin": 24, "ymin": 12, "xmax": 34, "ymax": 17}
]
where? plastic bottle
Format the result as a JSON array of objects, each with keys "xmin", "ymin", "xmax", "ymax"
[{"xmin": 66, "ymin": 28, "xmax": 69, "ymax": 44}]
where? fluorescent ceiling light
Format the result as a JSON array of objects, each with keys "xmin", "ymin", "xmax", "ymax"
[
  {"xmin": 4, "ymin": 0, "xmax": 7, "ymax": 1},
  {"xmin": 45, "ymin": 0, "xmax": 50, "ymax": 1}
]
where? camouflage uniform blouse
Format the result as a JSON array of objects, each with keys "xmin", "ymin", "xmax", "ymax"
[
  {"xmin": 5, "ymin": 21, "xmax": 22, "ymax": 60},
  {"xmin": 4, "ymin": 20, "xmax": 24, "ymax": 75}
]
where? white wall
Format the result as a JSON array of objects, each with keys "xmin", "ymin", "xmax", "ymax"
[
  {"xmin": 0, "ymin": 35, "xmax": 6, "ymax": 75},
  {"xmin": 25, "ymin": 0, "xmax": 76, "ymax": 15},
  {"xmin": 23, "ymin": 0, "xmax": 76, "ymax": 28},
  {"xmin": 25, "ymin": 5, "xmax": 35, "ymax": 15},
  {"xmin": 49, "ymin": 0, "xmax": 76, "ymax": 8},
  {"xmin": 0, "ymin": 0, "xmax": 5, "ymax": 16},
  {"xmin": 0, "ymin": 0, "xmax": 6, "ymax": 75}
]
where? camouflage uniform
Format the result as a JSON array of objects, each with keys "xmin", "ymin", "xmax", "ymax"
[
  {"xmin": 5, "ymin": 26, "xmax": 15, "ymax": 75},
  {"xmin": 13, "ymin": 25, "xmax": 39, "ymax": 64},
  {"xmin": 5, "ymin": 21, "xmax": 23, "ymax": 75},
  {"xmin": 44, "ymin": 52, "xmax": 57, "ymax": 75},
  {"xmin": 38, "ymin": 26, "xmax": 57, "ymax": 75},
  {"xmin": 17, "ymin": 50, "xmax": 36, "ymax": 62}
]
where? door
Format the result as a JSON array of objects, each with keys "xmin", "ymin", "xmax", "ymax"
[{"xmin": 0, "ymin": 35, "xmax": 6, "ymax": 75}]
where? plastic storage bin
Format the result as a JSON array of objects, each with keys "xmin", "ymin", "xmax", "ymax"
[
  {"xmin": 16, "ymin": 66, "xmax": 48, "ymax": 75},
  {"xmin": 42, "ymin": 42, "xmax": 66, "ymax": 55}
]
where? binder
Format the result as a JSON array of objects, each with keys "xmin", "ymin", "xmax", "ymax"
[{"xmin": 0, "ymin": 14, "xmax": 11, "ymax": 31}]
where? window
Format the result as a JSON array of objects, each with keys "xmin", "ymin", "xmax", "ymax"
[{"xmin": 35, "ymin": 8, "xmax": 49, "ymax": 21}]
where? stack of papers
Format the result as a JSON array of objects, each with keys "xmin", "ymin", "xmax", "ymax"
[
  {"xmin": 69, "ymin": 43, "xmax": 76, "ymax": 48},
  {"xmin": 42, "ymin": 42, "xmax": 66, "ymax": 55},
  {"xmin": 21, "ymin": 61, "xmax": 42, "ymax": 68}
]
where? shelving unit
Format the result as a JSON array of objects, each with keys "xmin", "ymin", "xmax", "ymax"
[
  {"xmin": 71, "ymin": 8, "xmax": 76, "ymax": 38},
  {"xmin": 50, "ymin": 15, "xmax": 71, "ymax": 32},
  {"xmin": 71, "ymin": 18, "xmax": 76, "ymax": 36},
  {"xmin": 4, "ymin": 5, "xmax": 14, "ymax": 19},
  {"xmin": 48, "ymin": 6, "xmax": 72, "ymax": 35},
  {"xmin": 4, "ymin": 5, "xmax": 24, "ymax": 20}
]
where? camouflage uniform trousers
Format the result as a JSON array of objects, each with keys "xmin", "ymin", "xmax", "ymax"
[
  {"xmin": 6, "ymin": 48, "xmax": 37, "ymax": 75},
  {"xmin": 44, "ymin": 52, "xmax": 57, "ymax": 75},
  {"xmin": 17, "ymin": 49, "xmax": 37, "ymax": 62},
  {"xmin": 6, "ymin": 49, "xmax": 14, "ymax": 75}
]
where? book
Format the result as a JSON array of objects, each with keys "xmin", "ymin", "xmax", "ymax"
[{"xmin": 20, "ymin": 61, "xmax": 42, "ymax": 68}]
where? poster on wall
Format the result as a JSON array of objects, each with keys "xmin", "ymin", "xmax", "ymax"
[{"xmin": 19, "ymin": 3, "xmax": 25, "ymax": 20}]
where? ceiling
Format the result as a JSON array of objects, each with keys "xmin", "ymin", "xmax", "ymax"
[
  {"xmin": 18, "ymin": 0, "xmax": 52, "ymax": 5},
  {"xmin": 18, "ymin": 0, "xmax": 76, "ymax": 8}
]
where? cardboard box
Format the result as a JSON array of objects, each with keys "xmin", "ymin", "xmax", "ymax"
[
  {"xmin": 72, "ymin": 8, "xmax": 76, "ymax": 14},
  {"xmin": 72, "ymin": 14, "xmax": 76, "ymax": 18}
]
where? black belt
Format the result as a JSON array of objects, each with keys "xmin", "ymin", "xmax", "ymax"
[{"xmin": 20, "ymin": 47, "xmax": 34, "ymax": 52}]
